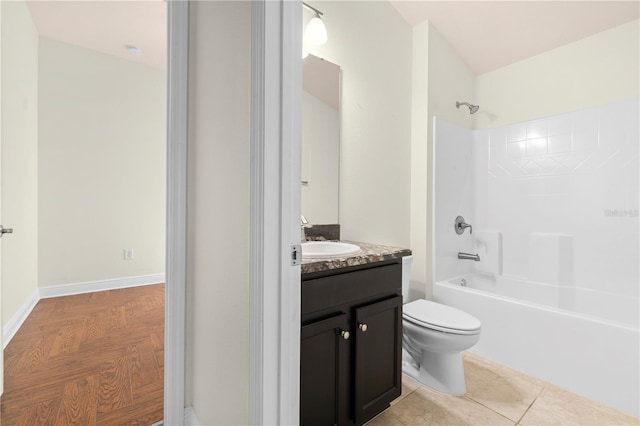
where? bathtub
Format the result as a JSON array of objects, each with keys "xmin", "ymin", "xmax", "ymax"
[{"xmin": 434, "ymin": 273, "xmax": 640, "ymax": 417}]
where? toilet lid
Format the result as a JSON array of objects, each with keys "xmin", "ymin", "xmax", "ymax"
[{"xmin": 403, "ymin": 300, "xmax": 481, "ymax": 334}]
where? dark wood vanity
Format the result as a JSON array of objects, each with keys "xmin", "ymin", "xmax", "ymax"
[{"xmin": 300, "ymin": 242, "xmax": 410, "ymax": 425}]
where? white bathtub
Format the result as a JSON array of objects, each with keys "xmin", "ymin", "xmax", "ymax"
[{"xmin": 434, "ymin": 273, "xmax": 640, "ymax": 417}]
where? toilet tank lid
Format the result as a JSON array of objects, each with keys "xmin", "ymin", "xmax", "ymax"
[{"xmin": 403, "ymin": 299, "xmax": 481, "ymax": 332}]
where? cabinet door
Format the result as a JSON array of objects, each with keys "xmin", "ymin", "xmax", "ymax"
[
  {"xmin": 300, "ymin": 313, "xmax": 351, "ymax": 426},
  {"xmin": 354, "ymin": 296, "xmax": 402, "ymax": 424}
]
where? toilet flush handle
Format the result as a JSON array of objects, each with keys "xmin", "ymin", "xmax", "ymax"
[{"xmin": 358, "ymin": 323, "xmax": 368, "ymax": 332}]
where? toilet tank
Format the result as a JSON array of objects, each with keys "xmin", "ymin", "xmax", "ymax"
[{"xmin": 402, "ymin": 256, "xmax": 413, "ymax": 302}]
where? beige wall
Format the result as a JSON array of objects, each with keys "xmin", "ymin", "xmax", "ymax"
[
  {"xmin": 411, "ymin": 22, "xmax": 475, "ymax": 300},
  {"xmin": 415, "ymin": 19, "xmax": 639, "ymax": 299},
  {"xmin": 38, "ymin": 37, "xmax": 166, "ymax": 287},
  {"xmin": 186, "ymin": 2, "xmax": 251, "ymax": 424},
  {"xmin": 301, "ymin": 90, "xmax": 340, "ymax": 224},
  {"xmin": 1, "ymin": 0, "xmax": 3, "ymax": 388},
  {"xmin": 475, "ymin": 19, "xmax": 640, "ymax": 129},
  {"xmin": 306, "ymin": 1, "xmax": 413, "ymax": 248},
  {"xmin": 1, "ymin": 0, "xmax": 39, "ymax": 326}
]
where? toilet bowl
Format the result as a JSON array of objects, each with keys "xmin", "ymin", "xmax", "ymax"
[
  {"xmin": 401, "ymin": 257, "xmax": 481, "ymax": 395},
  {"xmin": 401, "ymin": 299, "xmax": 481, "ymax": 395}
]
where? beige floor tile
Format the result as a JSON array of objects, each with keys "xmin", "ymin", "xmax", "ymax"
[
  {"xmin": 463, "ymin": 352, "xmax": 543, "ymax": 422},
  {"xmin": 384, "ymin": 385, "xmax": 515, "ymax": 425},
  {"xmin": 463, "ymin": 352, "xmax": 548, "ymax": 388},
  {"xmin": 390, "ymin": 374, "xmax": 422, "ymax": 406},
  {"xmin": 365, "ymin": 410, "xmax": 406, "ymax": 426},
  {"xmin": 520, "ymin": 384, "xmax": 640, "ymax": 426}
]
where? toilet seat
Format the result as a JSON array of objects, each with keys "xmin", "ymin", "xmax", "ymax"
[{"xmin": 403, "ymin": 299, "xmax": 481, "ymax": 335}]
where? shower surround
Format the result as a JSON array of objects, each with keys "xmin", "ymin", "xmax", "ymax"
[{"xmin": 433, "ymin": 98, "xmax": 639, "ymax": 416}]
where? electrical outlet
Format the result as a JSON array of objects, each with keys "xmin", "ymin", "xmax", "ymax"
[{"xmin": 123, "ymin": 249, "xmax": 134, "ymax": 260}]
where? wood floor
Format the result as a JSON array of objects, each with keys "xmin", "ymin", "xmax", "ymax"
[{"xmin": 1, "ymin": 284, "xmax": 164, "ymax": 426}]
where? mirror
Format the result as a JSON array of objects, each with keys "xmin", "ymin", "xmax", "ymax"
[{"xmin": 302, "ymin": 54, "xmax": 341, "ymax": 224}]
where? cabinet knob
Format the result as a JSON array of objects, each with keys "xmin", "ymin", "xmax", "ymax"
[
  {"xmin": 358, "ymin": 323, "xmax": 368, "ymax": 332},
  {"xmin": 341, "ymin": 330, "xmax": 350, "ymax": 340}
]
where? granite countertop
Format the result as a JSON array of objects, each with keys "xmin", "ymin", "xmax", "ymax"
[{"xmin": 301, "ymin": 240, "xmax": 411, "ymax": 275}]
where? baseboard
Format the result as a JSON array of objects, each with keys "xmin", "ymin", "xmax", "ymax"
[
  {"xmin": 3, "ymin": 273, "xmax": 165, "ymax": 349},
  {"xmin": 3, "ymin": 289, "xmax": 40, "ymax": 349},
  {"xmin": 184, "ymin": 406, "xmax": 200, "ymax": 426},
  {"xmin": 149, "ymin": 405, "xmax": 198, "ymax": 426},
  {"xmin": 38, "ymin": 273, "xmax": 166, "ymax": 299}
]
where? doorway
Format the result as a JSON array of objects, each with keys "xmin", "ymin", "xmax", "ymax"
[{"xmin": 0, "ymin": 0, "xmax": 168, "ymax": 422}]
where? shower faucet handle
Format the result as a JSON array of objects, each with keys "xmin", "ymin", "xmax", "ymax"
[{"xmin": 455, "ymin": 216, "xmax": 473, "ymax": 235}]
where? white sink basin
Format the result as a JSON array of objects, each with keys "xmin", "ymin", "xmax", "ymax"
[{"xmin": 301, "ymin": 241, "xmax": 361, "ymax": 259}]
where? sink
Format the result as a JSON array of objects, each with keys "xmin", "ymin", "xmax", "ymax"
[{"xmin": 301, "ymin": 241, "xmax": 361, "ymax": 259}]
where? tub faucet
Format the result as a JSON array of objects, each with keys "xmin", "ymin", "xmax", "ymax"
[
  {"xmin": 458, "ymin": 252, "xmax": 480, "ymax": 262},
  {"xmin": 455, "ymin": 216, "xmax": 473, "ymax": 235}
]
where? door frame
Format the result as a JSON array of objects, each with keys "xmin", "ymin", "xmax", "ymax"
[
  {"xmin": 249, "ymin": 0, "xmax": 302, "ymax": 424},
  {"xmin": 164, "ymin": 1, "xmax": 187, "ymax": 424},
  {"xmin": 165, "ymin": 1, "xmax": 302, "ymax": 424},
  {"xmin": 0, "ymin": 0, "xmax": 3, "ymax": 398}
]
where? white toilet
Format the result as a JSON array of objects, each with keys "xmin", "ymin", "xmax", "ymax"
[{"xmin": 401, "ymin": 256, "xmax": 481, "ymax": 395}]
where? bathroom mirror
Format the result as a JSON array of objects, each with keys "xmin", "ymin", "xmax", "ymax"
[{"xmin": 302, "ymin": 54, "xmax": 341, "ymax": 224}]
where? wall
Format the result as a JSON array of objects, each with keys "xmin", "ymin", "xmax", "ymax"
[
  {"xmin": 1, "ymin": 0, "xmax": 3, "ymax": 390},
  {"xmin": 434, "ymin": 19, "xmax": 639, "ymax": 290},
  {"xmin": 301, "ymin": 90, "xmax": 340, "ymax": 224},
  {"xmin": 475, "ymin": 19, "xmax": 640, "ymax": 129},
  {"xmin": 306, "ymin": 1, "xmax": 412, "ymax": 248},
  {"xmin": 1, "ymin": 0, "xmax": 39, "ymax": 326},
  {"xmin": 186, "ymin": 1, "xmax": 250, "ymax": 424},
  {"xmin": 433, "ymin": 118, "xmax": 475, "ymax": 282},
  {"xmin": 38, "ymin": 37, "xmax": 166, "ymax": 287},
  {"xmin": 411, "ymin": 22, "xmax": 475, "ymax": 300},
  {"xmin": 473, "ymin": 98, "xmax": 639, "ymax": 297}
]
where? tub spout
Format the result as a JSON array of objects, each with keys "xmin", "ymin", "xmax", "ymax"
[{"xmin": 458, "ymin": 252, "xmax": 480, "ymax": 262}]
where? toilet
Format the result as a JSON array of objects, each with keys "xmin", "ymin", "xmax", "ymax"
[{"xmin": 401, "ymin": 256, "xmax": 481, "ymax": 395}]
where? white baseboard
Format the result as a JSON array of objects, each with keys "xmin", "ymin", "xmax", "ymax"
[
  {"xmin": 38, "ymin": 273, "xmax": 165, "ymax": 299},
  {"xmin": 184, "ymin": 406, "xmax": 200, "ymax": 426},
  {"xmin": 3, "ymin": 273, "xmax": 165, "ymax": 349},
  {"xmin": 3, "ymin": 289, "xmax": 39, "ymax": 349},
  {"xmin": 149, "ymin": 404, "xmax": 197, "ymax": 426}
]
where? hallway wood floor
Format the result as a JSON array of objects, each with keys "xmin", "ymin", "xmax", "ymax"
[{"xmin": 1, "ymin": 284, "xmax": 164, "ymax": 425}]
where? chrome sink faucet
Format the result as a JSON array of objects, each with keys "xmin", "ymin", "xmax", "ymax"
[
  {"xmin": 455, "ymin": 216, "xmax": 473, "ymax": 235},
  {"xmin": 301, "ymin": 215, "xmax": 309, "ymax": 241}
]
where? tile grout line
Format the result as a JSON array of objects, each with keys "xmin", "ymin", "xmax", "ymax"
[
  {"xmin": 515, "ymin": 386, "xmax": 545, "ymax": 425},
  {"xmin": 462, "ymin": 395, "xmax": 518, "ymax": 424}
]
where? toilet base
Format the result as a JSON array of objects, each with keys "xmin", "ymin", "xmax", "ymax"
[{"xmin": 402, "ymin": 349, "xmax": 467, "ymax": 395}]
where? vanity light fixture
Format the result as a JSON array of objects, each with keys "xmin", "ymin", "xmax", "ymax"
[{"xmin": 303, "ymin": 2, "xmax": 327, "ymax": 46}]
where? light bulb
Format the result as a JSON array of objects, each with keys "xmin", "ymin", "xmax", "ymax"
[{"xmin": 304, "ymin": 14, "xmax": 327, "ymax": 45}]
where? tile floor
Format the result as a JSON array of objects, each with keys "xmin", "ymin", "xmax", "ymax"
[{"xmin": 367, "ymin": 352, "xmax": 639, "ymax": 426}]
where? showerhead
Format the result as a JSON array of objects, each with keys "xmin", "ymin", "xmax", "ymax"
[{"xmin": 456, "ymin": 101, "xmax": 480, "ymax": 114}]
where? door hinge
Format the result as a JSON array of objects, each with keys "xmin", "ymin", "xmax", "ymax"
[
  {"xmin": 0, "ymin": 225, "xmax": 13, "ymax": 238},
  {"xmin": 291, "ymin": 243, "xmax": 302, "ymax": 266}
]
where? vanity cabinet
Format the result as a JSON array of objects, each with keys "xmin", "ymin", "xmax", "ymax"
[{"xmin": 301, "ymin": 261, "xmax": 403, "ymax": 426}]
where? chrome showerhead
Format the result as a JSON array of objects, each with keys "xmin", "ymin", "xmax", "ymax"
[{"xmin": 456, "ymin": 101, "xmax": 479, "ymax": 114}]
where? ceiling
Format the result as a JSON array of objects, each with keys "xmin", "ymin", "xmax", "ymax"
[
  {"xmin": 24, "ymin": 1, "xmax": 639, "ymax": 75},
  {"xmin": 390, "ymin": 1, "xmax": 640, "ymax": 75},
  {"xmin": 26, "ymin": 0, "xmax": 166, "ymax": 70}
]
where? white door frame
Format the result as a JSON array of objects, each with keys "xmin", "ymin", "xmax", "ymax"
[
  {"xmin": 250, "ymin": 1, "xmax": 302, "ymax": 425},
  {"xmin": 0, "ymin": 1, "xmax": 4, "ymax": 398},
  {"xmin": 165, "ymin": 1, "xmax": 301, "ymax": 424},
  {"xmin": 165, "ymin": 1, "xmax": 188, "ymax": 424}
]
